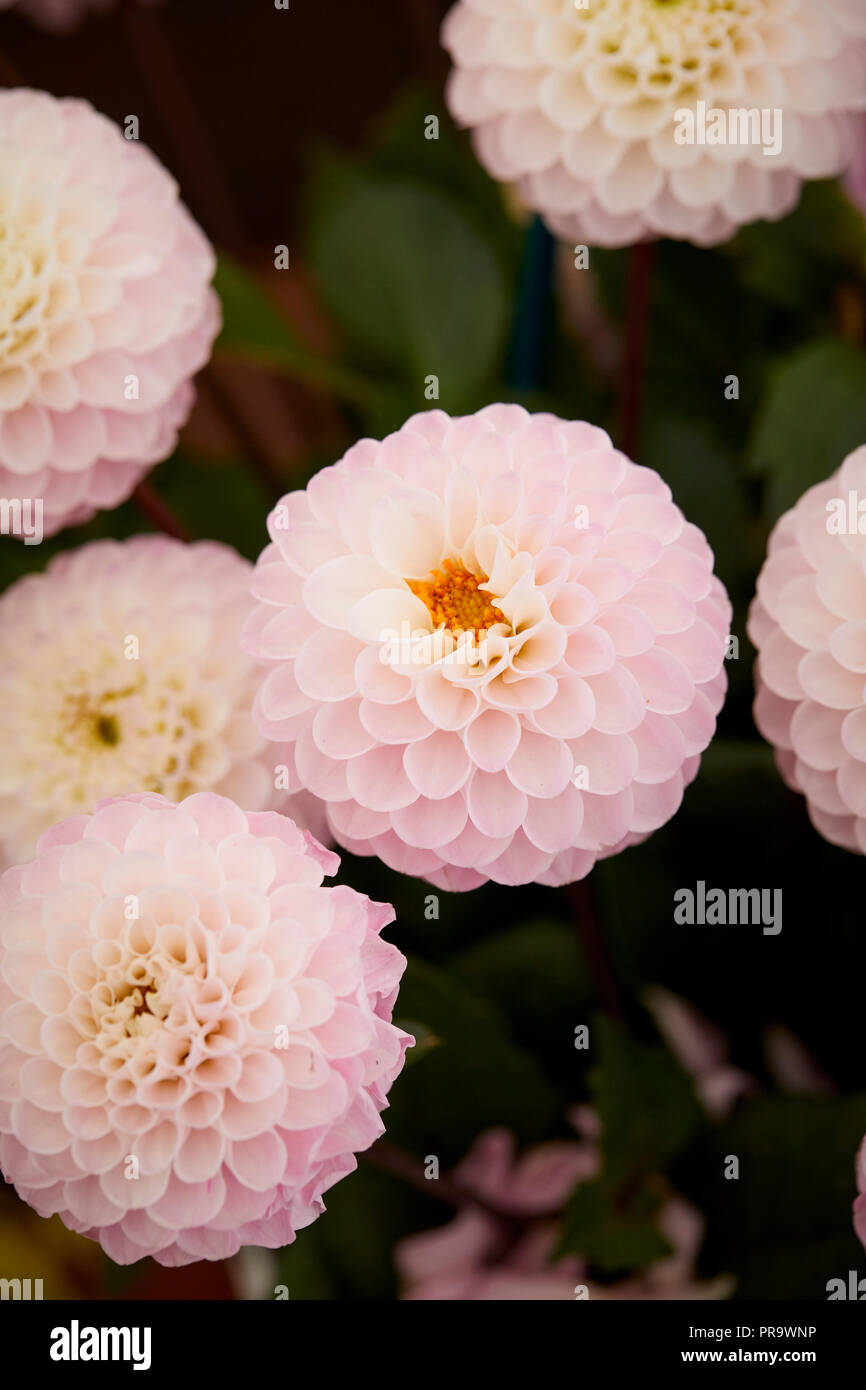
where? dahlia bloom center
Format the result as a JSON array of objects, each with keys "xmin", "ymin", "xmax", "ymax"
[
  {"xmin": 48, "ymin": 643, "xmax": 225, "ymax": 800},
  {"xmin": 87, "ymin": 908, "xmax": 242, "ymax": 1072},
  {"xmin": 492, "ymin": 0, "xmax": 783, "ymax": 113},
  {"xmin": 0, "ymin": 212, "xmax": 64, "ymax": 377},
  {"xmin": 406, "ymin": 559, "xmax": 507, "ymax": 636}
]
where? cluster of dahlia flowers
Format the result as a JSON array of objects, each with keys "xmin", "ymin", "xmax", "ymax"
[
  {"xmin": 0, "ymin": 13, "xmax": 863, "ymax": 1276},
  {"xmin": 442, "ymin": 0, "xmax": 866, "ymax": 248}
]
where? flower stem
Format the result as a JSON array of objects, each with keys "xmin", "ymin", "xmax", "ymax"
[
  {"xmin": 408, "ymin": 0, "xmax": 448, "ymax": 82},
  {"xmin": 201, "ymin": 367, "xmax": 288, "ymax": 500},
  {"xmin": 216, "ymin": 341, "xmax": 382, "ymax": 415},
  {"xmin": 362, "ymin": 1140, "xmax": 559, "ymax": 1225},
  {"xmin": 132, "ymin": 482, "xmax": 190, "ymax": 541},
  {"xmin": 0, "ymin": 48, "xmax": 22, "ymax": 87},
  {"xmin": 120, "ymin": 0, "xmax": 246, "ymax": 251},
  {"xmin": 506, "ymin": 215, "xmax": 556, "ymax": 393},
  {"xmin": 566, "ymin": 880, "xmax": 624, "ymax": 1020},
  {"xmin": 619, "ymin": 239, "xmax": 655, "ymax": 460}
]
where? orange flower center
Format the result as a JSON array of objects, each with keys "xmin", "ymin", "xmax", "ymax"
[{"xmin": 407, "ymin": 559, "xmax": 505, "ymax": 636}]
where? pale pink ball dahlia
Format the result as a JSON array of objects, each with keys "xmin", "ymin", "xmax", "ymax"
[
  {"xmin": 397, "ymin": 1126, "xmax": 729, "ymax": 1300},
  {"xmin": 0, "ymin": 536, "xmax": 326, "ymax": 869},
  {"xmin": 244, "ymin": 406, "xmax": 730, "ymax": 891},
  {"xmin": 0, "ymin": 89, "xmax": 218, "ymax": 537},
  {"xmin": 748, "ymin": 446, "xmax": 866, "ymax": 854},
  {"xmin": 442, "ymin": 0, "xmax": 866, "ymax": 249},
  {"xmin": 0, "ymin": 792, "xmax": 410, "ymax": 1266}
]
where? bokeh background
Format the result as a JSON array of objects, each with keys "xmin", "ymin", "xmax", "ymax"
[{"xmin": 1, "ymin": 0, "xmax": 866, "ymax": 1300}]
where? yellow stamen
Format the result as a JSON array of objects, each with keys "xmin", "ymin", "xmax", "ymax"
[{"xmin": 407, "ymin": 559, "xmax": 505, "ymax": 636}]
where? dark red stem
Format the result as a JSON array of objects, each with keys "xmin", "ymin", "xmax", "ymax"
[{"xmin": 619, "ymin": 240, "xmax": 655, "ymax": 460}]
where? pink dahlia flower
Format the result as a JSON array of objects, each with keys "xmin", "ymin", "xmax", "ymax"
[
  {"xmin": 397, "ymin": 1127, "xmax": 729, "ymax": 1301},
  {"xmin": 244, "ymin": 405, "xmax": 730, "ymax": 891},
  {"xmin": 0, "ymin": 792, "xmax": 411, "ymax": 1266},
  {"xmin": 0, "ymin": 536, "xmax": 326, "ymax": 869},
  {"xmin": 442, "ymin": 0, "xmax": 866, "ymax": 249},
  {"xmin": 748, "ymin": 445, "xmax": 866, "ymax": 854},
  {"xmin": 0, "ymin": 89, "xmax": 219, "ymax": 538}
]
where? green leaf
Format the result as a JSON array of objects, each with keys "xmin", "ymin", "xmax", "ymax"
[
  {"xmin": 683, "ymin": 1094, "xmax": 866, "ymax": 1300},
  {"xmin": 590, "ymin": 1016, "xmax": 704, "ymax": 1190},
  {"xmin": 367, "ymin": 86, "xmax": 524, "ymax": 272},
  {"xmin": 557, "ymin": 1178, "xmax": 673, "ymax": 1273},
  {"xmin": 639, "ymin": 415, "xmax": 759, "ymax": 596},
  {"xmin": 554, "ymin": 1019, "xmax": 703, "ymax": 1270},
  {"xmin": 386, "ymin": 956, "xmax": 561, "ymax": 1163},
  {"xmin": 448, "ymin": 918, "xmax": 591, "ymax": 1089},
  {"xmin": 213, "ymin": 254, "xmax": 379, "ymax": 409},
  {"xmin": 728, "ymin": 180, "xmax": 866, "ymax": 315},
  {"xmin": 155, "ymin": 453, "xmax": 270, "ymax": 560},
  {"xmin": 749, "ymin": 338, "xmax": 866, "ymax": 521},
  {"xmin": 273, "ymin": 1164, "xmax": 426, "ymax": 1301},
  {"xmin": 307, "ymin": 175, "xmax": 511, "ymax": 413}
]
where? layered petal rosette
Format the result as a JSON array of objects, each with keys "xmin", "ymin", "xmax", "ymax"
[
  {"xmin": 0, "ymin": 89, "xmax": 219, "ymax": 536},
  {"xmin": 0, "ymin": 793, "xmax": 411, "ymax": 1266},
  {"xmin": 442, "ymin": 0, "xmax": 866, "ymax": 248},
  {"xmin": 748, "ymin": 445, "xmax": 866, "ymax": 854},
  {"xmin": 245, "ymin": 406, "xmax": 730, "ymax": 891},
  {"xmin": 0, "ymin": 536, "xmax": 326, "ymax": 869}
]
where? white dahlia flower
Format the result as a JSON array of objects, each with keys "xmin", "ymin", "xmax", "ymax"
[
  {"xmin": 245, "ymin": 405, "xmax": 730, "ymax": 892},
  {"xmin": 442, "ymin": 0, "xmax": 866, "ymax": 248},
  {"xmin": 0, "ymin": 536, "xmax": 326, "ymax": 869}
]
